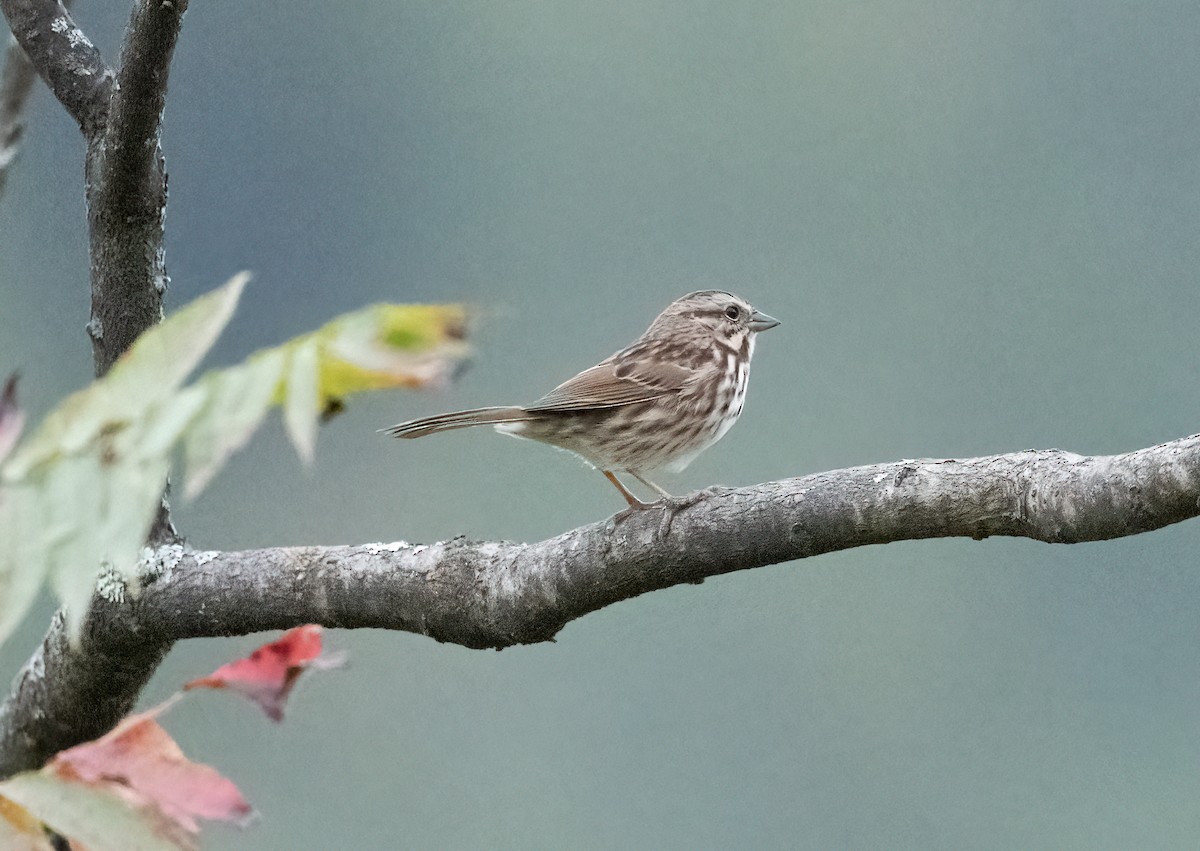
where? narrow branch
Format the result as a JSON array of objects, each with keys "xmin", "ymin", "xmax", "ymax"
[
  {"xmin": 0, "ymin": 36, "xmax": 35, "ymax": 199},
  {"xmin": 86, "ymin": 0, "xmax": 188, "ymax": 376},
  {"xmin": 0, "ymin": 0, "xmax": 109, "ymax": 134},
  {"xmin": 2, "ymin": 434, "xmax": 1198, "ymax": 776}
]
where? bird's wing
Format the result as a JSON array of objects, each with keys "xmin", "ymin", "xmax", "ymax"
[{"xmin": 525, "ymin": 350, "xmax": 699, "ymax": 413}]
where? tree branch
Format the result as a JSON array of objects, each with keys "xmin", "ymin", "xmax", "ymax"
[
  {"xmin": 86, "ymin": 0, "xmax": 188, "ymax": 376},
  {"xmin": 0, "ymin": 612, "xmax": 168, "ymax": 781},
  {"xmin": 0, "ymin": 0, "xmax": 190, "ymax": 780},
  {"xmin": 0, "ymin": 36, "xmax": 35, "ymax": 199},
  {"xmin": 0, "ymin": 0, "xmax": 85, "ymax": 201},
  {"xmin": 0, "ymin": 0, "xmax": 109, "ymax": 134},
  {"xmin": 2, "ymin": 0, "xmax": 184, "ymax": 374},
  {"xmin": 2, "ymin": 435, "xmax": 1199, "ymax": 776}
]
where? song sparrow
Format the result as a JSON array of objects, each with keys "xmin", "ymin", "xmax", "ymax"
[{"xmin": 384, "ymin": 290, "xmax": 779, "ymax": 509}]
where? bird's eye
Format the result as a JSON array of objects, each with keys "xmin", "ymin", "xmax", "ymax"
[{"xmin": 724, "ymin": 305, "xmax": 741, "ymax": 320}]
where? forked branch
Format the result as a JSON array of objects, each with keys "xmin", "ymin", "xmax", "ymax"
[{"xmin": 0, "ymin": 0, "xmax": 189, "ymax": 780}]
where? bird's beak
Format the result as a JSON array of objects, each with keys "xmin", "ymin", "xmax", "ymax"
[{"xmin": 748, "ymin": 309, "xmax": 780, "ymax": 332}]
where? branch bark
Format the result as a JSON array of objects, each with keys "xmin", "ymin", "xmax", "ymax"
[
  {"xmin": 0, "ymin": 0, "xmax": 107, "ymax": 134},
  {"xmin": 0, "ymin": 0, "xmax": 187, "ymax": 779},
  {"xmin": 1, "ymin": 0, "xmax": 81, "ymax": 200},
  {"xmin": 2, "ymin": 435, "xmax": 1198, "ymax": 776},
  {"xmin": 0, "ymin": 35, "xmax": 35, "ymax": 199},
  {"xmin": 86, "ymin": 0, "xmax": 187, "ymax": 377},
  {"xmin": 3, "ymin": 0, "xmax": 185, "ymax": 373}
]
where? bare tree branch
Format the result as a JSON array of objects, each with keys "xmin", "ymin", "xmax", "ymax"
[
  {"xmin": 0, "ymin": 36, "xmax": 35, "ymax": 199},
  {"xmin": 86, "ymin": 0, "xmax": 188, "ymax": 376},
  {"xmin": 2, "ymin": 0, "xmax": 184, "ymax": 374},
  {"xmin": 1, "ymin": 434, "xmax": 1198, "ymax": 776},
  {"xmin": 0, "ymin": 0, "xmax": 190, "ymax": 779},
  {"xmin": 0, "ymin": 0, "xmax": 109, "ymax": 134}
]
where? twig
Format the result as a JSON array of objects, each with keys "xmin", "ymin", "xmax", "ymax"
[{"xmin": 0, "ymin": 36, "xmax": 35, "ymax": 199}]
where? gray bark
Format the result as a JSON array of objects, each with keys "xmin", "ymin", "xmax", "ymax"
[
  {"xmin": 2, "ymin": 436, "xmax": 1199, "ymax": 776},
  {"xmin": 0, "ymin": 0, "xmax": 186, "ymax": 779},
  {"xmin": 0, "ymin": 0, "xmax": 76, "ymax": 199},
  {"xmin": 85, "ymin": 0, "xmax": 187, "ymax": 377},
  {"xmin": 0, "ymin": 34, "xmax": 36, "ymax": 199},
  {"xmin": 0, "ymin": 0, "xmax": 107, "ymax": 135}
]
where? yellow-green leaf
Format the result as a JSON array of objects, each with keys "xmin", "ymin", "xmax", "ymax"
[
  {"xmin": 2, "ymin": 273, "xmax": 249, "ymax": 482},
  {"xmin": 0, "ymin": 486, "xmax": 47, "ymax": 649},
  {"xmin": 318, "ymin": 303, "xmax": 469, "ymax": 399},
  {"xmin": 0, "ymin": 794, "xmax": 56, "ymax": 850},
  {"xmin": 0, "ymin": 280, "xmax": 468, "ymax": 649},
  {"xmin": 0, "ymin": 772, "xmax": 181, "ymax": 851},
  {"xmin": 181, "ymin": 350, "xmax": 285, "ymax": 499},
  {"xmin": 282, "ymin": 340, "xmax": 320, "ymax": 466}
]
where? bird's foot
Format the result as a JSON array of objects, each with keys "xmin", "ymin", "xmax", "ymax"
[
  {"xmin": 606, "ymin": 487, "xmax": 723, "ymax": 534},
  {"xmin": 610, "ymin": 496, "xmax": 657, "ymax": 525},
  {"xmin": 663, "ymin": 485, "xmax": 725, "ymax": 512}
]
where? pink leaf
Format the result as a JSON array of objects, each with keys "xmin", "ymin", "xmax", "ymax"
[
  {"xmin": 50, "ymin": 703, "xmax": 253, "ymax": 839},
  {"xmin": 184, "ymin": 625, "xmax": 343, "ymax": 721}
]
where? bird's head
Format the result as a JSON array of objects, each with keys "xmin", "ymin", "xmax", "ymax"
[{"xmin": 646, "ymin": 290, "xmax": 780, "ymax": 352}]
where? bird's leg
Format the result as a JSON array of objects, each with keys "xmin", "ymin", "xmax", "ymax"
[
  {"xmin": 603, "ymin": 470, "xmax": 655, "ymax": 510},
  {"xmin": 629, "ymin": 471, "xmax": 673, "ymax": 500}
]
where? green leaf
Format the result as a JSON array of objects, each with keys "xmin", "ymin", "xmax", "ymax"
[
  {"xmin": 181, "ymin": 350, "xmax": 285, "ymax": 499},
  {"xmin": 0, "ymin": 772, "xmax": 182, "ymax": 851},
  {"xmin": 0, "ymin": 281, "xmax": 469, "ymax": 649},
  {"xmin": 182, "ymin": 303, "xmax": 469, "ymax": 492},
  {"xmin": 0, "ymin": 793, "xmax": 57, "ymax": 850},
  {"xmin": 46, "ymin": 454, "xmax": 170, "ymax": 639},
  {"xmin": 0, "ymin": 486, "xmax": 47, "ymax": 648},
  {"xmin": 282, "ymin": 340, "xmax": 320, "ymax": 466},
  {"xmin": 2, "ymin": 273, "xmax": 249, "ymax": 482}
]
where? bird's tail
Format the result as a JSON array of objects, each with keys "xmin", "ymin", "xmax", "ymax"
[{"xmin": 382, "ymin": 406, "xmax": 534, "ymax": 439}]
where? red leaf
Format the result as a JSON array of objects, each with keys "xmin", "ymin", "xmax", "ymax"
[
  {"xmin": 50, "ymin": 703, "xmax": 253, "ymax": 838},
  {"xmin": 184, "ymin": 625, "xmax": 342, "ymax": 721},
  {"xmin": 0, "ymin": 373, "xmax": 24, "ymax": 464}
]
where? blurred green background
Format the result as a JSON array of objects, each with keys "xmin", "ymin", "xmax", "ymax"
[{"xmin": 3, "ymin": 1, "xmax": 1200, "ymax": 848}]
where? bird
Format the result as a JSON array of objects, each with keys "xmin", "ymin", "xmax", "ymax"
[{"xmin": 383, "ymin": 290, "xmax": 779, "ymax": 509}]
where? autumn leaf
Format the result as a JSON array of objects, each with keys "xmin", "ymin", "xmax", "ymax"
[
  {"xmin": 0, "ymin": 700, "xmax": 252, "ymax": 851},
  {"xmin": 51, "ymin": 705, "xmax": 253, "ymax": 834},
  {"xmin": 184, "ymin": 625, "xmax": 344, "ymax": 721},
  {"xmin": 0, "ymin": 626, "xmax": 343, "ymax": 848}
]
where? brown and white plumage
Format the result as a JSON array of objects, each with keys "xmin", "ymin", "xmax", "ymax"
[{"xmin": 383, "ymin": 290, "xmax": 779, "ymax": 508}]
